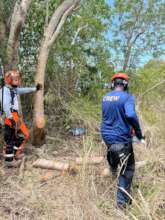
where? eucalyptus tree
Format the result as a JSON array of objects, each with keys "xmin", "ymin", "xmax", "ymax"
[
  {"xmin": 0, "ymin": 0, "xmax": 31, "ymax": 70},
  {"xmin": 20, "ymin": 0, "xmax": 112, "ymax": 144},
  {"xmin": 110, "ymin": 0, "xmax": 165, "ymax": 71}
]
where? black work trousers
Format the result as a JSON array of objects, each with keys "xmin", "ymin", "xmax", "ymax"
[
  {"xmin": 106, "ymin": 142, "xmax": 135, "ymax": 206},
  {"xmin": 4, "ymin": 125, "xmax": 24, "ymax": 161}
]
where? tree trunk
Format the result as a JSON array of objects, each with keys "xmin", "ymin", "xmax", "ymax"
[
  {"xmin": 33, "ymin": 44, "xmax": 49, "ymax": 146},
  {"xmin": 123, "ymin": 45, "xmax": 132, "ymax": 72},
  {"xmin": 123, "ymin": 31, "xmax": 145, "ymax": 72},
  {"xmin": 3, "ymin": 0, "xmax": 31, "ymax": 134},
  {"xmin": 33, "ymin": 0, "xmax": 80, "ymax": 146},
  {"xmin": 0, "ymin": 21, "xmax": 6, "ymax": 63},
  {"xmin": 6, "ymin": 0, "xmax": 31, "ymax": 70}
]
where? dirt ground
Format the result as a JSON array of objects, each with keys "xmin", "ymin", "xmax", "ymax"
[
  {"xmin": 0, "ymin": 136, "xmax": 117, "ymax": 220},
  {"xmin": 0, "ymin": 134, "xmax": 164, "ymax": 220}
]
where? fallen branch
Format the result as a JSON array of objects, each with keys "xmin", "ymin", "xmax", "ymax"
[
  {"xmin": 75, "ymin": 156, "xmax": 104, "ymax": 165},
  {"xmin": 46, "ymin": 135, "xmax": 58, "ymax": 141},
  {"xmin": 140, "ymin": 80, "xmax": 165, "ymax": 98},
  {"xmin": 19, "ymin": 156, "xmax": 27, "ymax": 180},
  {"xmin": 40, "ymin": 170, "xmax": 54, "ymax": 182}
]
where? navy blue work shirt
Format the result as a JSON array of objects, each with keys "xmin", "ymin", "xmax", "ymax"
[{"xmin": 101, "ymin": 90, "xmax": 142, "ymax": 145}]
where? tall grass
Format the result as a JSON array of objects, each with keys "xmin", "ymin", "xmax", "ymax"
[{"xmin": 0, "ymin": 94, "xmax": 164, "ymax": 219}]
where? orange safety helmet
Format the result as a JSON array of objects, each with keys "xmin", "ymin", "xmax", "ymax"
[
  {"xmin": 111, "ymin": 72, "xmax": 128, "ymax": 81},
  {"xmin": 4, "ymin": 70, "xmax": 21, "ymax": 86}
]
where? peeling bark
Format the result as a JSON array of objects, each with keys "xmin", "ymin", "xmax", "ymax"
[
  {"xmin": 0, "ymin": 21, "xmax": 6, "ymax": 42},
  {"xmin": 6, "ymin": 0, "xmax": 31, "ymax": 70},
  {"xmin": 33, "ymin": 0, "xmax": 80, "ymax": 146}
]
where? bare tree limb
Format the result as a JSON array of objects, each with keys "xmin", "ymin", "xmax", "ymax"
[
  {"xmin": 122, "ymin": 5, "xmax": 146, "ymax": 71},
  {"xmin": 132, "ymin": 30, "xmax": 145, "ymax": 45},
  {"xmin": 45, "ymin": 0, "xmax": 80, "ymax": 41},
  {"xmin": 71, "ymin": 24, "xmax": 88, "ymax": 46},
  {"xmin": 141, "ymin": 80, "xmax": 165, "ymax": 98},
  {"xmin": 44, "ymin": 0, "xmax": 49, "ymax": 30},
  {"xmin": 48, "ymin": 4, "xmax": 75, "ymax": 47}
]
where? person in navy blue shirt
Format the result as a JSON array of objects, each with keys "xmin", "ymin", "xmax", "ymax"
[{"xmin": 101, "ymin": 72, "xmax": 144, "ymax": 209}]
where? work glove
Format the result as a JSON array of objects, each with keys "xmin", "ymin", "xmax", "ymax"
[
  {"xmin": 140, "ymin": 136, "xmax": 145, "ymax": 144},
  {"xmin": 10, "ymin": 118, "xmax": 16, "ymax": 129},
  {"xmin": 36, "ymin": 83, "xmax": 43, "ymax": 91}
]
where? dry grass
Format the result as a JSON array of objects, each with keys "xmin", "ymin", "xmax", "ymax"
[{"xmin": 0, "ymin": 100, "xmax": 164, "ymax": 220}]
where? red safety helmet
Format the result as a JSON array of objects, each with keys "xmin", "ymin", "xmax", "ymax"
[
  {"xmin": 111, "ymin": 72, "xmax": 129, "ymax": 90},
  {"xmin": 4, "ymin": 70, "xmax": 21, "ymax": 86}
]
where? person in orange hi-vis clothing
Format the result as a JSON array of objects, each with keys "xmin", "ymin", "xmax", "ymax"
[{"xmin": 0, "ymin": 69, "xmax": 42, "ymax": 167}]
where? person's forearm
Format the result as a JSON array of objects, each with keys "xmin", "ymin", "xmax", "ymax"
[
  {"xmin": 127, "ymin": 116, "xmax": 143, "ymax": 139},
  {"xmin": 16, "ymin": 87, "xmax": 36, "ymax": 94}
]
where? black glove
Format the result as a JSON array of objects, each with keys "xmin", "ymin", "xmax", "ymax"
[
  {"xmin": 10, "ymin": 118, "xmax": 16, "ymax": 128},
  {"xmin": 137, "ymin": 135, "xmax": 145, "ymax": 140},
  {"xmin": 36, "ymin": 83, "xmax": 42, "ymax": 91}
]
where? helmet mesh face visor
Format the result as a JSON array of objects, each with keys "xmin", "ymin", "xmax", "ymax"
[
  {"xmin": 11, "ymin": 75, "xmax": 20, "ymax": 85},
  {"xmin": 114, "ymin": 78, "xmax": 125, "ymax": 85},
  {"xmin": 5, "ymin": 71, "xmax": 21, "ymax": 86},
  {"xmin": 113, "ymin": 78, "xmax": 128, "ymax": 89}
]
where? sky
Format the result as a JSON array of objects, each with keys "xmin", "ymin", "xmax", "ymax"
[{"xmin": 107, "ymin": 0, "xmax": 114, "ymax": 6}]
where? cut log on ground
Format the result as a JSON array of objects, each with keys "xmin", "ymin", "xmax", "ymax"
[
  {"xmin": 135, "ymin": 160, "xmax": 148, "ymax": 169},
  {"xmin": 33, "ymin": 159, "xmax": 69, "ymax": 171},
  {"xmin": 101, "ymin": 168, "xmax": 111, "ymax": 177},
  {"xmin": 33, "ymin": 158, "xmax": 148, "ymax": 176}
]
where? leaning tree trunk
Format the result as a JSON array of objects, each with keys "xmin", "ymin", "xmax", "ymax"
[
  {"xmin": 33, "ymin": 44, "xmax": 48, "ymax": 146},
  {"xmin": 4, "ymin": 0, "xmax": 31, "ymax": 123},
  {"xmin": 33, "ymin": 0, "xmax": 80, "ymax": 146},
  {"xmin": 5, "ymin": 0, "xmax": 31, "ymax": 71}
]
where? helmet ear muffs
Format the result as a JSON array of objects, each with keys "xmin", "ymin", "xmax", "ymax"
[
  {"xmin": 123, "ymin": 80, "xmax": 128, "ymax": 86},
  {"xmin": 111, "ymin": 81, "xmax": 114, "ymax": 90},
  {"xmin": 123, "ymin": 80, "xmax": 128, "ymax": 90},
  {"xmin": 4, "ymin": 73, "xmax": 12, "ymax": 85}
]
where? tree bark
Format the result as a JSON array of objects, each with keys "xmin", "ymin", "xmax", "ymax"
[
  {"xmin": 0, "ymin": 21, "xmax": 6, "ymax": 42},
  {"xmin": 33, "ymin": 0, "xmax": 80, "ymax": 146},
  {"xmin": 0, "ymin": 21, "xmax": 6, "ymax": 64},
  {"xmin": 123, "ymin": 29, "xmax": 145, "ymax": 72},
  {"xmin": 33, "ymin": 44, "xmax": 48, "ymax": 146},
  {"xmin": 6, "ymin": 0, "xmax": 31, "ymax": 70},
  {"xmin": 123, "ymin": 45, "xmax": 132, "ymax": 72}
]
